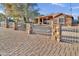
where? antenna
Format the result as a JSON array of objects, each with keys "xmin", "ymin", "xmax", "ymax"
[{"xmin": 70, "ymin": 2, "xmax": 72, "ymax": 16}]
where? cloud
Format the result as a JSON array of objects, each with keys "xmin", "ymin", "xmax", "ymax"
[{"xmin": 51, "ymin": 3, "xmax": 65, "ymax": 7}]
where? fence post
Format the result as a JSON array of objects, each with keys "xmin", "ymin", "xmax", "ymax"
[{"xmin": 51, "ymin": 21, "xmax": 61, "ymax": 42}]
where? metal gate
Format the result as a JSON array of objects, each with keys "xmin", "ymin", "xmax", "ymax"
[
  {"xmin": 17, "ymin": 20, "xmax": 26, "ymax": 31},
  {"xmin": 31, "ymin": 24, "xmax": 52, "ymax": 36},
  {"xmin": 60, "ymin": 26, "xmax": 79, "ymax": 43}
]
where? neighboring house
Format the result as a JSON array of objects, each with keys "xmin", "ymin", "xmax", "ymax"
[
  {"xmin": 77, "ymin": 16, "xmax": 79, "ymax": 24},
  {"xmin": 34, "ymin": 13, "xmax": 73, "ymax": 26}
]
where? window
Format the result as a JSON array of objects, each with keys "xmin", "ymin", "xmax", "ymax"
[{"xmin": 59, "ymin": 18, "xmax": 65, "ymax": 25}]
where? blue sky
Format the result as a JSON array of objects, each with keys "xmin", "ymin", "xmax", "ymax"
[
  {"xmin": 0, "ymin": 3, "xmax": 79, "ymax": 19},
  {"xmin": 37, "ymin": 3, "xmax": 79, "ymax": 19},
  {"xmin": 0, "ymin": 4, "xmax": 4, "ymax": 13}
]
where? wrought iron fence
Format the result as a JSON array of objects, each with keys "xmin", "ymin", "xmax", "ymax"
[
  {"xmin": 31, "ymin": 24, "xmax": 52, "ymax": 36},
  {"xmin": 60, "ymin": 26, "xmax": 79, "ymax": 43}
]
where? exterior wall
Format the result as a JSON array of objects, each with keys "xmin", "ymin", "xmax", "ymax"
[
  {"xmin": 33, "ymin": 19, "xmax": 40, "ymax": 24},
  {"xmin": 53, "ymin": 15, "xmax": 72, "ymax": 26},
  {"xmin": 33, "ymin": 19, "xmax": 38, "ymax": 24},
  {"xmin": 65, "ymin": 17, "xmax": 72, "ymax": 26},
  {"xmin": 53, "ymin": 15, "xmax": 65, "ymax": 25},
  {"xmin": 47, "ymin": 20, "xmax": 50, "ymax": 24}
]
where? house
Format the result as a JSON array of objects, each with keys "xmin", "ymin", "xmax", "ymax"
[
  {"xmin": 34, "ymin": 15, "xmax": 53, "ymax": 25},
  {"xmin": 77, "ymin": 16, "xmax": 79, "ymax": 25},
  {"xmin": 34, "ymin": 13, "xmax": 73, "ymax": 26},
  {"xmin": 52, "ymin": 13, "xmax": 73, "ymax": 26}
]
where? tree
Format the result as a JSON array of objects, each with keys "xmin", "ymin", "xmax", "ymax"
[
  {"xmin": 0, "ymin": 13, "xmax": 5, "ymax": 22},
  {"xmin": 0, "ymin": 13, "xmax": 5, "ymax": 26},
  {"xmin": 2, "ymin": 4, "xmax": 20, "ymax": 29},
  {"xmin": 2, "ymin": 3, "xmax": 14, "ymax": 28},
  {"xmin": 15, "ymin": 3, "xmax": 40, "ymax": 30},
  {"xmin": 15, "ymin": 3, "xmax": 40, "ymax": 22},
  {"xmin": 2, "ymin": 3, "xmax": 40, "ymax": 30}
]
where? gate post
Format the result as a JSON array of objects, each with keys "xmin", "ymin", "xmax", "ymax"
[
  {"xmin": 55, "ymin": 24, "xmax": 61, "ymax": 42},
  {"xmin": 26, "ymin": 23, "xmax": 32, "ymax": 34},
  {"xmin": 51, "ymin": 21, "xmax": 61, "ymax": 42}
]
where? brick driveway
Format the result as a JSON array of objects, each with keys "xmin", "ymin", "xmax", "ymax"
[{"xmin": 0, "ymin": 27, "xmax": 79, "ymax": 56}]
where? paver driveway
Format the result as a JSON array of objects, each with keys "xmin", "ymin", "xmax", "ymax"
[{"xmin": 0, "ymin": 27, "xmax": 79, "ymax": 56}]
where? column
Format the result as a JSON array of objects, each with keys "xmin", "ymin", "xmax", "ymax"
[
  {"xmin": 42, "ymin": 18, "xmax": 43, "ymax": 24},
  {"xmin": 38, "ymin": 18, "xmax": 40, "ymax": 25}
]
